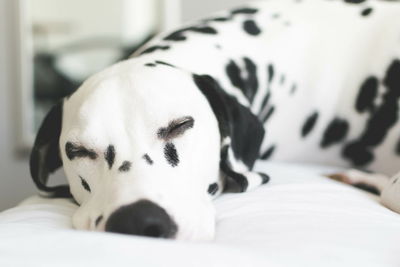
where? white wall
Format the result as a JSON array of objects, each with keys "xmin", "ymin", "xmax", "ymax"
[
  {"xmin": 0, "ymin": 0, "xmax": 37, "ymax": 211},
  {"xmin": 0, "ymin": 0, "xmax": 252, "ymax": 211},
  {"xmin": 181, "ymin": 0, "xmax": 252, "ymax": 22}
]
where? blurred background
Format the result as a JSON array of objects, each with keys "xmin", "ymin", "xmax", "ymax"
[{"xmin": 0, "ymin": 0, "xmax": 249, "ymax": 211}]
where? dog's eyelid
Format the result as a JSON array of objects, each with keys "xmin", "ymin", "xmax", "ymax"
[
  {"xmin": 157, "ymin": 116, "xmax": 194, "ymax": 140},
  {"xmin": 65, "ymin": 141, "xmax": 98, "ymax": 160}
]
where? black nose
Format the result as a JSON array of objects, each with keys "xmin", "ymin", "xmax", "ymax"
[{"xmin": 105, "ymin": 200, "xmax": 177, "ymax": 238}]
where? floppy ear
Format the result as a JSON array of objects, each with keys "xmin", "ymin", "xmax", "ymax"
[
  {"xmin": 29, "ymin": 102, "xmax": 71, "ymax": 198},
  {"xmin": 193, "ymin": 74, "xmax": 269, "ymax": 192}
]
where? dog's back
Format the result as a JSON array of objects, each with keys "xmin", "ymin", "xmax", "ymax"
[{"xmin": 133, "ymin": 0, "xmax": 400, "ymax": 175}]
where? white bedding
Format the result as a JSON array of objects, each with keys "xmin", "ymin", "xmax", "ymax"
[{"xmin": 1, "ymin": 161, "xmax": 399, "ymax": 267}]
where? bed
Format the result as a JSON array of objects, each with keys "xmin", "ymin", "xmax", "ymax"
[{"xmin": 0, "ymin": 161, "xmax": 399, "ymax": 267}]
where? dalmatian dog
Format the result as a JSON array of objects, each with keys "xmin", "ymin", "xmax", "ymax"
[{"xmin": 30, "ymin": 0, "xmax": 400, "ymax": 241}]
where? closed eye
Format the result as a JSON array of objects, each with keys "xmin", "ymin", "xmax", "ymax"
[{"xmin": 157, "ymin": 116, "xmax": 194, "ymax": 140}]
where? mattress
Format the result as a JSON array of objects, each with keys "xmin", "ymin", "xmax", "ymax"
[{"xmin": 0, "ymin": 161, "xmax": 399, "ymax": 267}]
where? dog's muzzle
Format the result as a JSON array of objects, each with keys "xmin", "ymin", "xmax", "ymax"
[{"xmin": 105, "ymin": 199, "xmax": 177, "ymax": 238}]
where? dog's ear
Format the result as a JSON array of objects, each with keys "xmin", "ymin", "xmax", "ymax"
[
  {"xmin": 193, "ymin": 74, "xmax": 267, "ymax": 192},
  {"xmin": 29, "ymin": 102, "xmax": 71, "ymax": 198}
]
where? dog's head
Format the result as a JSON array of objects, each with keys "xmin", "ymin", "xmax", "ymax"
[{"xmin": 30, "ymin": 59, "xmax": 265, "ymax": 240}]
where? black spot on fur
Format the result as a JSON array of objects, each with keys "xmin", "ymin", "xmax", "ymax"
[
  {"xmin": 143, "ymin": 154, "xmax": 153, "ymax": 165},
  {"xmin": 272, "ymin": 13, "xmax": 280, "ymax": 19},
  {"xmin": 243, "ymin": 20, "xmax": 261, "ymax": 36},
  {"xmin": 343, "ymin": 60, "xmax": 400, "ymax": 166},
  {"xmin": 95, "ymin": 215, "xmax": 103, "ymax": 227},
  {"xmin": 302, "ymin": 112, "xmax": 319, "ymax": 137},
  {"xmin": 291, "ymin": 84, "xmax": 297, "ymax": 95},
  {"xmin": 164, "ymin": 143, "xmax": 179, "ymax": 167},
  {"xmin": 280, "ymin": 74, "xmax": 286, "ymax": 85},
  {"xmin": 353, "ymin": 182, "xmax": 380, "ymax": 195},
  {"xmin": 225, "ymin": 58, "xmax": 259, "ymax": 103},
  {"xmin": 267, "ymin": 64, "xmax": 274, "ymax": 84},
  {"xmin": 258, "ymin": 172, "xmax": 270, "ymax": 184},
  {"xmin": 145, "ymin": 63, "xmax": 156, "ymax": 67},
  {"xmin": 261, "ymin": 106, "xmax": 275, "ymax": 123},
  {"xmin": 393, "ymin": 177, "xmax": 398, "ymax": 184},
  {"xmin": 356, "ymin": 76, "xmax": 378, "ymax": 113},
  {"xmin": 321, "ymin": 118, "xmax": 349, "ymax": 148},
  {"xmin": 79, "ymin": 176, "xmax": 91, "ymax": 192},
  {"xmin": 204, "ymin": 16, "xmax": 231, "ymax": 22},
  {"xmin": 361, "ymin": 7, "xmax": 373, "ymax": 16},
  {"xmin": 155, "ymin": 60, "xmax": 175, "ymax": 68},
  {"xmin": 207, "ymin": 183, "xmax": 219, "ymax": 195},
  {"xmin": 395, "ymin": 138, "xmax": 400, "ymax": 156},
  {"xmin": 65, "ymin": 142, "xmax": 97, "ymax": 160},
  {"xmin": 118, "ymin": 161, "xmax": 132, "ymax": 172},
  {"xmin": 226, "ymin": 60, "xmax": 243, "ymax": 91},
  {"xmin": 231, "ymin": 7, "xmax": 258, "ymax": 15},
  {"xmin": 164, "ymin": 26, "xmax": 217, "ymax": 42},
  {"xmin": 243, "ymin": 58, "xmax": 258, "ymax": 102},
  {"xmin": 260, "ymin": 91, "xmax": 271, "ymax": 111},
  {"xmin": 344, "ymin": 0, "xmax": 366, "ymax": 4},
  {"xmin": 260, "ymin": 145, "xmax": 276, "ymax": 160},
  {"xmin": 104, "ymin": 145, "xmax": 115, "ymax": 169},
  {"xmin": 140, "ymin": 45, "xmax": 170, "ymax": 55}
]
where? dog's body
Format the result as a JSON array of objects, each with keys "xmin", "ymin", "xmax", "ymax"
[{"xmin": 30, "ymin": 0, "xmax": 400, "ymax": 240}]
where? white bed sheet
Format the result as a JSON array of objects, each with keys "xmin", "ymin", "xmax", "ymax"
[{"xmin": 0, "ymin": 161, "xmax": 399, "ymax": 267}]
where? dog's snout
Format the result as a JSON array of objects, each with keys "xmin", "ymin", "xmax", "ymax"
[{"xmin": 105, "ymin": 200, "xmax": 177, "ymax": 238}]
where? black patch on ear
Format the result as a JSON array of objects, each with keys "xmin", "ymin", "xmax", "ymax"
[
  {"xmin": 95, "ymin": 215, "xmax": 103, "ymax": 227},
  {"xmin": 302, "ymin": 111, "xmax": 319, "ymax": 137},
  {"xmin": 243, "ymin": 20, "xmax": 261, "ymax": 35},
  {"xmin": 119, "ymin": 161, "xmax": 132, "ymax": 172},
  {"xmin": 193, "ymin": 74, "xmax": 264, "ymax": 168},
  {"xmin": 220, "ymin": 146, "xmax": 249, "ymax": 192},
  {"xmin": 140, "ymin": 45, "xmax": 170, "ymax": 55},
  {"xmin": 207, "ymin": 183, "xmax": 219, "ymax": 195},
  {"xmin": 79, "ymin": 176, "xmax": 91, "ymax": 192},
  {"xmin": 65, "ymin": 142, "xmax": 98, "ymax": 160},
  {"xmin": 321, "ymin": 118, "xmax": 349, "ymax": 148},
  {"xmin": 193, "ymin": 74, "xmax": 265, "ymax": 192},
  {"xmin": 231, "ymin": 7, "xmax": 258, "ymax": 15},
  {"xmin": 361, "ymin": 7, "xmax": 373, "ymax": 16},
  {"xmin": 155, "ymin": 60, "xmax": 176, "ymax": 68},
  {"xmin": 105, "ymin": 145, "xmax": 116, "ymax": 169},
  {"xmin": 260, "ymin": 145, "xmax": 276, "ymax": 160},
  {"xmin": 29, "ymin": 102, "xmax": 71, "ymax": 198},
  {"xmin": 143, "ymin": 154, "xmax": 154, "ymax": 165},
  {"xmin": 356, "ymin": 76, "xmax": 378, "ymax": 113},
  {"xmin": 164, "ymin": 143, "xmax": 179, "ymax": 167}
]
